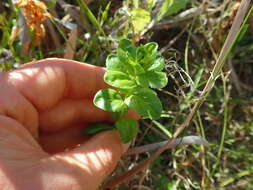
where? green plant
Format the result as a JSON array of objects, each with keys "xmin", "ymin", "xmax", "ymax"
[
  {"xmin": 129, "ymin": 0, "xmax": 191, "ymax": 36},
  {"xmin": 87, "ymin": 39, "xmax": 168, "ymax": 143}
]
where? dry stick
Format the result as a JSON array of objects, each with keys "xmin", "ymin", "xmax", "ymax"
[
  {"xmin": 103, "ymin": 1, "xmax": 251, "ymax": 189},
  {"xmin": 126, "ymin": 136, "xmax": 208, "ymax": 156}
]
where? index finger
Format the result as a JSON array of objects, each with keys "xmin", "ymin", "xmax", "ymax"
[{"xmin": 6, "ymin": 58, "xmax": 108, "ymax": 111}]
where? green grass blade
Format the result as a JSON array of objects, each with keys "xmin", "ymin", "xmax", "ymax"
[{"xmin": 77, "ymin": 0, "xmax": 105, "ymax": 36}]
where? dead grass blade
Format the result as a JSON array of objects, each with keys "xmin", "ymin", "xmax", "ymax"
[
  {"xmin": 126, "ymin": 136, "xmax": 208, "ymax": 155},
  {"xmin": 19, "ymin": 11, "xmax": 31, "ymax": 57},
  {"xmin": 64, "ymin": 27, "xmax": 78, "ymax": 59},
  {"xmin": 45, "ymin": 20, "xmax": 61, "ymax": 50}
]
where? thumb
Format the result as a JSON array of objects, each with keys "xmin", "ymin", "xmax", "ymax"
[{"xmin": 59, "ymin": 130, "xmax": 129, "ymax": 189}]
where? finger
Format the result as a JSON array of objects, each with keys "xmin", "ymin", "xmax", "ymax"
[
  {"xmin": 0, "ymin": 76, "xmax": 38, "ymax": 138},
  {"xmin": 0, "ymin": 115, "xmax": 44, "ymax": 155},
  {"xmin": 39, "ymin": 99, "xmax": 113, "ymax": 133},
  {"xmin": 58, "ymin": 130, "xmax": 128, "ymax": 189},
  {"xmin": 39, "ymin": 124, "xmax": 91, "ymax": 154},
  {"xmin": 6, "ymin": 58, "xmax": 108, "ymax": 111}
]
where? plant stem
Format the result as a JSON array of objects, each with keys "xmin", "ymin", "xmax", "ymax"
[{"xmin": 211, "ymin": 73, "xmax": 231, "ymax": 175}]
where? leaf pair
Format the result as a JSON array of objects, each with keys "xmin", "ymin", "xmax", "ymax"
[{"xmin": 94, "ymin": 87, "xmax": 162, "ymax": 120}]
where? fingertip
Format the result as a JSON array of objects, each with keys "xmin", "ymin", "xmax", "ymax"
[
  {"xmin": 126, "ymin": 109, "xmax": 140, "ymax": 120},
  {"xmin": 61, "ymin": 130, "xmax": 124, "ymax": 182}
]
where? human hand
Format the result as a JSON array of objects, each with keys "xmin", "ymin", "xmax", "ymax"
[{"xmin": 0, "ymin": 58, "xmax": 138, "ymax": 190}]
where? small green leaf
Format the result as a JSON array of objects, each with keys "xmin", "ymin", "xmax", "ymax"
[
  {"xmin": 118, "ymin": 39, "xmax": 138, "ymax": 60},
  {"xmin": 155, "ymin": 0, "xmax": 190, "ymax": 22},
  {"xmin": 84, "ymin": 123, "xmax": 115, "ymax": 135},
  {"xmin": 147, "ymin": 56, "xmax": 165, "ymax": 71},
  {"xmin": 136, "ymin": 74, "xmax": 149, "ymax": 87},
  {"xmin": 156, "ymin": 0, "xmax": 173, "ymax": 21},
  {"xmin": 117, "ymin": 49, "xmax": 136, "ymax": 75},
  {"xmin": 77, "ymin": 0, "xmax": 105, "ymax": 35},
  {"xmin": 144, "ymin": 42, "xmax": 158, "ymax": 54},
  {"xmin": 100, "ymin": 2, "xmax": 111, "ymax": 26},
  {"xmin": 93, "ymin": 89, "xmax": 126, "ymax": 112},
  {"xmin": 106, "ymin": 54, "xmax": 124, "ymax": 71},
  {"xmin": 147, "ymin": 0, "xmax": 157, "ymax": 10},
  {"xmin": 164, "ymin": 0, "xmax": 189, "ymax": 17},
  {"xmin": 146, "ymin": 71, "xmax": 168, "ymax": 88},
  {"xmin": 125, "ymin": 88, "xmax": 162, "ymax": 119},
  {"xmin": 131, "ymin": 8, "xmax": 151, "ymax": 34},
  {"xmin": 132, "ymin": 63, "xmax": 146, "ymax": 75},
  {"xmin": 115, "ymin": 118, "xmax": 139, "ymax": 143},
  {"xmin": 136, "ymin": 70, "xmax": 167, "ymax": 89},
  {"xmin": 117, "ymin": 47, "xmax": 129, "ymax": 62},
  {"xmin": 138, "ymin": 43, "xmax": 165, "ymax": 72},
  {"xmin": 104, "ymin": 70, "xmax": 137, "ymax": 89}
]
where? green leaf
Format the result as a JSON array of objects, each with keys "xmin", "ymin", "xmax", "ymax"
[
  {"xmin": 77, "ymin": 0, "xmax": 105, "ymax": 35},
  {"xmin": 140, "ymin": 55, "xmax": 165, "ymax": 72},
  {"xmin": 125, "ymin": 88, "xmax": 162, "ymax": 119},
  {"xmin": 146, "ymin": 71, "xmax": 168, "ymax": 88},
  {"xmin": 133, "ymin": 63, "xmax": 146, "ymax": 75},
  {"xmin": 147, "ymin": 0, "xmax": 157, "ymax": 10},
  {"xmin": 117, "ymin": 48, "xmax": 138, "ymax": 76},
  {"xmin": 100, "ymin": 2, "xmax": 111, "ymax": 26},
  {"xmin": 131, "ymin": 8, "xmax": 151, "ymax": 34},
  {"xmin": 144, "ymin": 42, "xmax": 158, "ymax": 54},
  {"xmin": 104, "ymin": 70, "xmax": 137, "ymax": 89},
  {"xmin": 136, "ymin": 70, "xmax": 168, "ymax": 88},
  {"xmin": 93, "ymin": 89, "xmax": 127, "ymax": 112},
  {"xmin": 118, "ymin": 39, "xmax": 138, "ymax": 60},
  {"xmin": 156, "ymin": 0, "xmax": 173, "ymax": 21},
  {"xmin": 155, "ymin": 0, "xmax": 190, "ymax": 22},
  {"xmin": 138, "ymin": 43, "xmax": 165, "ymax": 72},
  {"xmin": 147, "ymin": 56, "xmax": 165, "ymax": 71},
  {"xmin": 115, "ymin": 118, "xmax": 139, "ymax": 143},
  {"xmin": 84, "ymin": 123, "xmax": 115, "ymax": 135},
  {"xmin": 106, "ymin": 54, "xmax": 124, "ymax": 71},
  {"xmin": 165, "ymin": 0, "xmax": 189, "ymax": 16},
  {"xmin": 136, "ymin": 74, "xmax": 149, "ymax": 87},
  {"xmin": 117, "ymin": 48, "xmax": 133, "ymax": 67}
]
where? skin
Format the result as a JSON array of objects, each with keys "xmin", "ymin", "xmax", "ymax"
[{"xmin": 0, "ymin": 58, "xmax": 138, "ymax": 190}]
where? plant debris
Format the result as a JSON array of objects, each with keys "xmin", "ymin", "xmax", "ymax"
[{"xmin": 15, "ymin": 0, "xmax": 51, "ymax": 44}]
